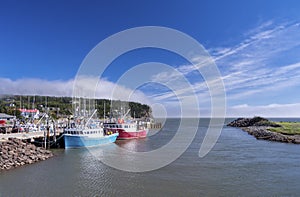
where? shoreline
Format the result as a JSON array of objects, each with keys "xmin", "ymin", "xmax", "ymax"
[
  {"xmin": 228, "ymin": 117, "xmax": 300, "ymax": 144},
  {"xmin": 240, "ymin": 126, "xmax": 300, "ymax": 144}
]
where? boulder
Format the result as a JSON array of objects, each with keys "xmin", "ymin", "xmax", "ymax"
[{"xmin": 0, "ymin": 138, "xmax": 53, "ymax": 171}]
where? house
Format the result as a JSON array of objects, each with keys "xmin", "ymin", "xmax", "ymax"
[
  {"xmin": 0, "ymin": 113, "xmax": 15, "ymax": 120},
  {"xmin": 19, "ymin": 109, "xmax": 40, "ymax": 119}
]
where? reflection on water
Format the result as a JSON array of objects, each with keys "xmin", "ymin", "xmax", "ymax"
[
  {"xmin": 115, "ymin": 138, "xmax": 148, "ymax": 152},
  {"xmin": 1, "ymin": 118, "xmax": 300, "ymax": 196}
]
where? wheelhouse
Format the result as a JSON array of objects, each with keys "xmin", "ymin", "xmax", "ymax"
[{"xmin": 103, "ymin": 123, "xmax": 137, "ymax": 129}]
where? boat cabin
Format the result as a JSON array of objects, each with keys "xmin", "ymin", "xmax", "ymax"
[
  {"xmin": 104, "ymin": 123, "xmax": 137, "ymax": 129},
  {"xmin": 64, "ymin": 128, "xmax": 103, "ymax": 136}
]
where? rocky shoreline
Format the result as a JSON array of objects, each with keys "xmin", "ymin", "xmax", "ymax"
[
  {"xmin": 0, "ymin": 138, "xmax": 53, "ymax": 171},
  {"xmin": 228, "ymin": 117, "xmax": 300, "ymax": 144}
]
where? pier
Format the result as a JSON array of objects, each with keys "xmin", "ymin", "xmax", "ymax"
[
  {"xmin": 145, "ymin": 122, "xmax": 162, "ymax": 129},
  {"xmin": 0, "ymin": 130, "xmax": 64, "ymax": 149},
  {"xmin": 0, "ymin": 131, "xmax": 60, "ymax": 141}
]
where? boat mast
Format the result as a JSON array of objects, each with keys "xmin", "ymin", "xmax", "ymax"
[
  {"xmin": 122, "ymin": 109, "xmax": 131, "ymax": 120},
  {"xmin": 83, "ymin": 97, "xmax": 86, "ymax": 117},
  {"xmin": 89, "ymin": 98, "xmax": 91, "ymax": 117},
  {"xmin": 19, "ymin": 96, "xmax": 21, "ymax": 111},
  {"xmin": 110, "ymin": 99, "xmax": 112, "ymax": 122},
  {"xmin": 32, "ymin": 95, "xmax": 35, "ymax": 110},
  {"xmin": 103, "ymin": 101, "xmax": 106, "ymax": 121},
  {"xmin": 85, "ymin": 109, "xmax": 97, "ymax": 127},
  {"xmin": 45, "ymin": 96, "xmax": 47, "ymax": 110},
  {"xmin": 28, "ymin": 96, "xmax": 30, "ymax": 110}
]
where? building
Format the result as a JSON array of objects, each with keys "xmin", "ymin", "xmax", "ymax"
[
  {"xmin": 19, "ymin": 109, "xmax": 40, "ymax": 119},
  {"xmin": 0, "ymin": 113, "xmax": 15, "ymax": 120}
]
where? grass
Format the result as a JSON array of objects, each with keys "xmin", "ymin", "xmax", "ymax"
[{"xmin": 268, "ymin": 122, "xmax": 300, "ymax": 135}]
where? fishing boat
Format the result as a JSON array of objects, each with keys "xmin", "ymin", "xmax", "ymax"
[
  {"xmin": 103, "ymin": 120, "xmax": 148, "ymax": 140},
  {"xmin": 64, "ymin": 109, "xmax": 118, "ymax": 148}
]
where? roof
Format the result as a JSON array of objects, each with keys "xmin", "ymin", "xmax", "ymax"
[
  {"xmin": 0, "ymin": 113, "xmax": 15, "ymax": 119},
  {"xmin": 19, "ymin": 109, "xmax": 38, "ymax": 113}
]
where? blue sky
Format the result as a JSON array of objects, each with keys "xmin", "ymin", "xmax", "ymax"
[{"xmin": 1, "ymin": 0, "xmax": 300, "ymax": 117}]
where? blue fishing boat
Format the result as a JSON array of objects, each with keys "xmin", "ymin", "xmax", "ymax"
[
  {"xmin": 64, "ymin": 127, "xmax": 118, "ymax": 148},
  {"xmin": 64, "ymin": 108, "xmax": 118, "ymax": 148}
]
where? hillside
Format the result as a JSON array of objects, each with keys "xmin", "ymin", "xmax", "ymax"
[{"xmin": 0, "ymin": 95, "xmax": 151, "ymax": 119}]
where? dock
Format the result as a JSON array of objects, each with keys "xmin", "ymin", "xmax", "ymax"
[
  {"xmin": 0, "ymin": 131, "xmax": 60, "ymax": 140},
  {"xmin": 0, "ymin": 130, "xmax": 64, "ymax": 149}
]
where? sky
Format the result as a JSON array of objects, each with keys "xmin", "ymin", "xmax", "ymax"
[{"xmin": 1, "ymin": 0, "xmax": 300, "ymax": 117}]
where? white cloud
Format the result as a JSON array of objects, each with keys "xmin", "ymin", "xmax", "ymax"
[
  {"xmin": 227, "ymin": 103, "xmax": 300, "ymax": 117},
  {"xmin": 0, "ymin": 78, "xmax": 73, "ymax": 96},
  {"xmin": 0, "ymin": 77, "xmax": 151, "ymax": 105}
]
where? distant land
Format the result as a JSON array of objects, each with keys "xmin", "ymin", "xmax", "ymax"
[
  {"xmin": 0, "ymin": 95, "xmax": 151, "ymax": 120},
  {"xmin": 228, "ymin": 117, "xmax": 300, "ymax": 144}
]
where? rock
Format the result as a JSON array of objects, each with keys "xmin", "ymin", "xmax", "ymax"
[
  {"xmin": 2, "ymin": 149, "xmax": 7, "ymax": 154},
  {"xmin": 28, "ymin": 144, "xmax": 36, "ymax": 150},
  {"xmin": 29, "ymin": 155, "xmax": 36, "ymax": 160},
  {"xmin": 17, "ymin": 157, "xmax": 23, "ymax": 163},
  {"xmin": 20, "ymin": 142, "xmax": 27, "ymax": 146},
  {"xmin": 38, "ymin": 149, "xmax": 46, "ymax": 154},
  {"xmin": 227, "ymin": 117, "xmax": 281, "ymax": 127},
  {"xmin": 228, "ymin": 118, "xmax": 300, "ymax": 144},
  {"xmin": 0, "ymin": 138, "xmax": 53, "ymax": 171},
  {"xmin": 26, "ymin": 159, "xmax": 33, "ymax": 164}
]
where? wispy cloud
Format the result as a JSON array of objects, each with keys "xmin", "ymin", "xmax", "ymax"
[
  {"xmin": 147, "ymin": 20, "xmax": 300, "ymax": 117},
  {"xmin": 227, "ymin": 103, "xmax": 300, "ymax": 117},
  {"xmin": 219, "ymin": 21, "xmax": 300, "ymax": 101}
]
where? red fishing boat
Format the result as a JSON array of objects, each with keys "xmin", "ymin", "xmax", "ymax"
[{"xmin": 103, "ymin": 119, "xmax": 148, "ymax": 140}]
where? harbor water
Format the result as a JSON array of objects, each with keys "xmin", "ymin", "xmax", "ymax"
[{"xmin": 1, "ymin": 118, "xmax": 300, "ymax": 196}]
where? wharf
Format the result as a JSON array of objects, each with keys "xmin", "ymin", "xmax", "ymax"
[{"xmin": 0, "ymin": 130, "xmax": 63, "ymax": 141}]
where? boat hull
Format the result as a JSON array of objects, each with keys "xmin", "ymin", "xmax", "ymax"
[
  {"xmin": 64, "ymin": 133, "xmax": 118, "ymax": 149},
  {"xmin": 117, "ymin": 129, "xmax": 148, "ymax": 140}
]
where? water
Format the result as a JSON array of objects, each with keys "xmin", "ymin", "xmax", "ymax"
[{"xmin": 1, "ymin": 118, "xmax": 300, "ymax": 196}]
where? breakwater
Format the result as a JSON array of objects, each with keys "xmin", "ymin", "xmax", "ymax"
[
  {"xmin": 228, "ymin": 117, "xmax": 300, "ymax": 144},
  {"xmin": 0, "ymin": 138, "xmax": 53, "ymax": 171}
]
